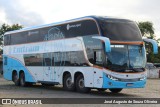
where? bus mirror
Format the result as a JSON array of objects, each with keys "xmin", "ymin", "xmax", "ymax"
[
  {"xmin": 92, "ymin": 36, "xmax": 111, "ymax": 52},
  {"xmin": 143, "ymin": 38, "xmax": 158, "ymax": 54}
]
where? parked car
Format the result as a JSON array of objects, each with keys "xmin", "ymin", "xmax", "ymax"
[
  {"xmin": 146, "ymin": 63, "xmax": 156, "ymax": 69},
  {"xmin": 153, "ymin": 63, "xmax": 160, "ymax": 68}
]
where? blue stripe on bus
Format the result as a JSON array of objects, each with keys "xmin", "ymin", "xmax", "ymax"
[
  {"xmin": 102, "ymin": 72, "xmax": 146, "ymax": 88},
  {"xmin": 3, "ymin": 55, "xmax": 36, "ymax": 82}
]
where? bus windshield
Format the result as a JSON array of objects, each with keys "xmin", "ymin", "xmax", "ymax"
[
  {"xmin": 99, "ymin": 18, "xmax": 142, "ymax": 41},
  {"xmin": 106, "ymin": 45, "xmax": 146, "ymax": 72}
]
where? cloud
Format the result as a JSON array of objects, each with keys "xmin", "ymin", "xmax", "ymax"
[
  {"xmin": 0, "ymin": 0, "xmax": 160, "ymax": 38},
  {"xmin": 0, "ymin": 0, "xmax": 44, "ymax": 27}
]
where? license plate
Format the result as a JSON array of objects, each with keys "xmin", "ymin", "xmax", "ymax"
[{"xmin": 126, "ymin": 83, "xmax": 133, "ymax": 87}]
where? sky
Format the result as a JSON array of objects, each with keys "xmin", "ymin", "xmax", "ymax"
[{"xmin": 0, "ymin": 0, "xmax": 160, "ymax": 38}]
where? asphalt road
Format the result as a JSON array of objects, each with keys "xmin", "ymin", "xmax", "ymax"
[{"xmin": 0, "ymin": 74, "xmax": 160, "ymax": 107}]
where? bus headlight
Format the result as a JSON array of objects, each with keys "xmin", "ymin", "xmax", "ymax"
[
  {"xmin": 139, "ymin": 76, "xmax": 146, "ymax": 81},
  {"xmin": 107, "ymin": 74, "xmax": 119, "ymax": 81}
]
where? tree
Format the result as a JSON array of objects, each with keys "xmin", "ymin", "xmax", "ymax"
[
  {"xmin": 0, "ymin": 24, "xmax": 23, "ymax": 50},
  {"xmin": 138, "ymin": 21, "xmax": 159, "ymax": 63},
  {"xmin": 138, "ymin": 21, "xmax": 155, "ymax": 39}
]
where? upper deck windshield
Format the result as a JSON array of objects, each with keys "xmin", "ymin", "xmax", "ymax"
[
  {"xmin": 106, "ymin": 45, "xmax": 146, "ymax": 72},
  {"xmin": 98, "ymin": 18, "xmax": 142, "ymax": 41}
]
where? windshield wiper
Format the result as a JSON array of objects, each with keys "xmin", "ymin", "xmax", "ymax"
[
  {"xmin": 129, "ymin": 68, "xmax": 145, "ymax": 72},
  {"xmin": 109, "ymin": 67, "xmax": 127, "ymax": 72}
]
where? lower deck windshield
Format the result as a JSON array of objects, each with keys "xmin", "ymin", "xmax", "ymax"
[{"xmin": 106, "ymin": 45, "xmax": 146, "ymax": 72}]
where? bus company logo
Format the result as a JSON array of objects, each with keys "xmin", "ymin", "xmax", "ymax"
[
  {"xmin": 66, "ymin": 23, "xmax": 81, "ymax": 30},
  {"xmin": 28, "ymin": 31, "xmax": 39, "ymax": 36}
]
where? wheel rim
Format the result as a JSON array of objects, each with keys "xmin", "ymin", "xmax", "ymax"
[
  {"xmin": 66, "ymin": 77, "xmax": 73, "ymax": 88},
  {"xmin": 78, "ymin": 78, "xmax": 84, "ymax": 89}
]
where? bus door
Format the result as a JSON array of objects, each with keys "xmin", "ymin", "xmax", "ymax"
[
  {"xmin": 93, "ymin": 50, "xmax": 104, "ymax": 88},
  {"xmin": 43, "ymin": 53, "xmax": 54, "ymax": 82}
]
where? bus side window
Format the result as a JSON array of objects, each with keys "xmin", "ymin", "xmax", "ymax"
[
  {"xmin": 4, "ymin": 35, "xmax": 10, "ymax": 45},
  {"xmin": 43, "ymin": 53, "xmax": 52, "ymax": 66},
  {"xmin": 94, "ymin": 50, "xmax": 103, "ymax": 65}
]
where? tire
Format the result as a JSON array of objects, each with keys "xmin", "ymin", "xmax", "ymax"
[
  {"xmin": 76, "ymin": 74, "xmax": 90, "ymax": 93},
  {"xmin": 12, "ymin": 72, "xmax": 19, "ymax": 86},
  {"xmin": 97, "ymin": 89, "xmax": 107, "ymax": 92},
  {"xmin": 19, "ymin": 72, "xmax": 26, "ymax": 87},
  {"xmin": 109, "ymin": 88, "xmax": 122, "ymax": 93},
  {"xmin": 63, "ymin": 74, "xmax": 75, "ymax": 91}
]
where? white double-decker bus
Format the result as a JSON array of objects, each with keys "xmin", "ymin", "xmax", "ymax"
[{"xmin": 3, "ymin": 16, "xmax": 158, "ymax": 93}]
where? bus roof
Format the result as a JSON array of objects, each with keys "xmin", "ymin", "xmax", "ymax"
[{"xmin": 5, "ymin": 16, "xmax": 132, "ymax": 35}]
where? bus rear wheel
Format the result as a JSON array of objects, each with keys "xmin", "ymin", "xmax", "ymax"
[
  {"xmin": 19, "ymin": 72, "xmax": 26, "ymax": 87},
  {"xmin": 76, "ymin": 74, "xmax": 90, "ymax": 93},
  {"xmin": 12, "ymin": 72, "xmax": 19, "ymax": 86},
  {"xmin": 109, "ymin": 88, "xmax": 122, "ymax": 93},
  {"xmin": 63, "ymin": 74, "xmax": 75, "ymax": 91}
]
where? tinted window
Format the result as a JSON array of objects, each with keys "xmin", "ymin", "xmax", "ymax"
[
  {"xmin": 24, "ymin": 54, "xmax": 43, "ymax": 66},
  {"xmin": 64, "ymin": 20, "xmax": 99, "ymax": 37},
  {"xmin": 83, "ymin": 36, "xmax": 104, "ymax": 66},
  {"xmin": 54, "ymin": 51, "xmax": 88, "ymax": 66},
  {"xmin": 54, "ymin": 52, "xmax": 64, "ymax": 66},
  {"xmin": 27, "ymin": 30, "xmax": 42, "ymax": 43},
  {"xmin": 4, "ymin": 35, "xmax": 10, "ymax": 45},
  {"xmin": 10, "ymin": 32, "xmax": 27, "ymax": 45},
  {"xmin": 98, "ymin": 18, "xmax": 142, "ymax": 41},
  {"xmin": 6, "ymin": 20, "xmax": 99, "ymax": 45},
  {"xmin": 70, "ymin": 51, "xmax": 87, "ymax": 66},
  {"xmin": 24, "ymin": 51, "xmax": 88, "ymax": 66},
  {"xmin": 43, "ymin": 53, "xmax": 54, "ymax": 66}
]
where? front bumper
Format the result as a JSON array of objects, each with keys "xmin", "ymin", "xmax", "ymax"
[{"xmin": 102, "ymin": 73, "xmax": 146, "ymax": 89}]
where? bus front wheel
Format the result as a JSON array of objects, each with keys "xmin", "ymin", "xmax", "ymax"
[
  {"xmin": 19, "ymin": 72, "xmax": 26, "ymax": 87},
  {"xmin": 76, "ymin": 74, "xmax": 90, "ymax": 93},
  {"xmin": 109, "ymin": 88, "xmax": 122, "ymax": 93},
  {"xmin": 63, "ymin": 74, "xmax": 75, "ymax": 91}
]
